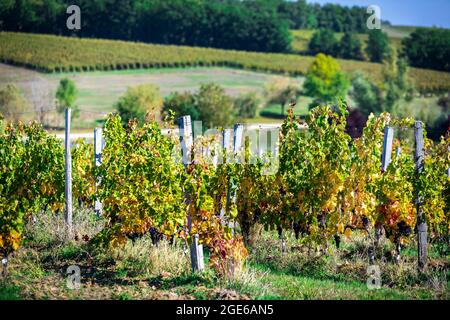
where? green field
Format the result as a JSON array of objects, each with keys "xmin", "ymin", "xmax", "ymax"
[
  {"xmin": 1, "ymin": 32, "xmax": 449, "ymax": 94},
  {"xmin": 0, "ymin": 63, "xmax": 305, "ymax": 129},
  {"xmin": 0, "ymin": 63, "xmax": 442, "ymax": 131}
]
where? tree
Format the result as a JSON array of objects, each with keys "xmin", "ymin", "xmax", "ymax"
[
  {"xmin": 382, "ymin": 51, "xmax": 415, "ymax": 115},
  {"xmin": 138, "ymin": 0, "xmax": 292, "ymax": 53},
  {"xmin": 336, "ymin": 32, "xmax": 363, "ymax": 60},
  {"xmin": 234, "ymin": 92, "xmax": 260, "ymax": 119},
  {"xmin": 438, "ymin": 91, "xmax": 450, "ymax": 113},
  {"xmin": 350, "ymin": 73, "xmax": 380, "ymax": 116},
  {"xmin": 402, "ymin": 28, "xmax": 450, "ymax": 72},
  {"xmin": 308, "ymin": 29, "xmax": 338, "ymax": 56},
  {"xmin": 264, "ymin": 79, "xmax": 299, "ymax": 116},
  {"xmin": 303, "ymin": 54, "xmax": 349, "ymax": 108},
  {"xmin": 55, "ymin": 78, "xmax": 79, "ymax": 119},
  {"xmin": 350, "ymin": 51, "xmax": 415, "ymax": 117},
  {"xmin": 28, "ymin": 78, "xmax": 54, "ymax": 125},
  {"xmin": 366, "ymin": 29, "xmax": 390, "ymax": 62},
  {"xmin": 195, "ymin": 83, "xmax": 235, "ymax": 128},
  {"xmin": 278, "ymin": 0, "xmax": 318, "ymax": 30},
  {"xmin": 0, "ymin": 84, "xmax": 28, "ymax": 122},
  {"xmin": 115, "ymin": 84, "xmax": 164, "ymax": 125}
]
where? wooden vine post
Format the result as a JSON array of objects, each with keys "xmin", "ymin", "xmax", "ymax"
[
  {"xmin": 179, "ymin": 116, "xmax": 204, "ymax": 272},
  {"xmin": 414, "ymin": 121, "xmax": 428, "ymax": 271},
  {"xmin": 94, "ymin": 128, "xmax": 104, "ymax": 215},
  {"xmin": 64, "ymin": 108, "xmax": 73, "ymax": 236}
]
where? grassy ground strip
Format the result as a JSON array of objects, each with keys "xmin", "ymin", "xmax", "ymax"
[{"xmin": 0, "ymin": 210, "xmax": 448, "ymax": 300}]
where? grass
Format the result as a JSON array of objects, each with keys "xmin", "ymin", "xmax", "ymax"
[
  {"xmin": 0, "ymin": 282, "xmax": 22, "ymax": 300},
  {"xmin": 0, "ymin": 209, "xmax": 447, "ymax": 300},
  {"xmin": 259, "ymin": 101, "xmax": 310, "ymax": 119},
  {"xmin": 0, "ymin": 63, "xmax": 296, "ymax": 129}
]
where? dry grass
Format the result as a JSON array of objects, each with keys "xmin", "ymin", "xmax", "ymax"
[
  {"xmin": 2, "ymin": 209, "xmax": 447, "ymax": 300},
  {"xmin": 108, "ymin": 237, "xmax": 191, "ymax": 279},
  {"xmin": 248, "ymin": 229, "xmax": 449, "ymax": 299}
]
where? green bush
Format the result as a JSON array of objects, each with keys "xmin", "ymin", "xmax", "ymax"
[
  {"xmin": 162, "ymin": 92, "xmax": 199, "ymax": 122},
  {"xmin": 195, "ymin": 83, "xmax": 235, "ymax": 128},
  {"xmin": 234, "ymin": 92, "xmax": 260, "ymax": 119},
  {"xmin": 0, "ymin": 84, "xmax": 27, "ymax": 122},
  {"xmin": 162, "ymin": 84, "xmax": 236, "ymax": 127},
  {"xmin": 115, "ymin": 84, "xmax": 163, "ymax": 125},
  {"xmin": 350, "ymin": 52, "xmax": 415, "ymax": 117}
]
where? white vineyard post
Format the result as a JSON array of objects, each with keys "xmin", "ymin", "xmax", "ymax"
[
  {"xmin": 179, "ymin": 116, "xmax": 204, "ymax": 272},
  {"xmin": 258, "ymin": 127, "xmax": 265, "ymax": 158},
  {"xmin": 226, "ymin": 124, "xmax": 244, "ymax": 230},
  {"xmin": 64, "ymin": 108, "xmax": 73, "ymax": 236},
  {"xmin": 220, "ymin": 129, "xmax": 232, "ymax": 222},
  {"xmin": 381, "ymin": 126, "xmax": 394, "ymax": 172},
  {"xmin": 414, "ymin": 121, "xmax": 428, "ymax": 271},
  {"xmin": 369, "ymin": 125, "xmax": 394, "ymax": 264},
  {"xmin": 233, "ymin": 124, "xmax": 244, "ymax": 155},
  {"xmin": 94, "ymin": 128, "xmax": 104, "ymax": 215}
]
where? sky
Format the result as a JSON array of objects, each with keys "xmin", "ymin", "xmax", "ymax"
[{"xmin": 307, "ymin": 0, "xmax": 450, "ymax": 28}]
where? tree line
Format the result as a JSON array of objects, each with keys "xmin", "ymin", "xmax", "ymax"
[
  {"xmin": 0, "ymin": 0, "xmax": 291, "ymax": 53},
  {"xmin": 0, "ymin": 0, "xmax": 376, "ymax": 53},
  {"xmin": 1, "ymin": 1, "xmax": 449, "ymax": 72}
]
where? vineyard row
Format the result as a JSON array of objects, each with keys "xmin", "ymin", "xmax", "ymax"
[
  {"xmin": 0, "ymin": 106, "xmax": 449, "ymax": 276},
  {"xmin": 1, "ymin": 32, "xmax": 450, "ymax": 93}
]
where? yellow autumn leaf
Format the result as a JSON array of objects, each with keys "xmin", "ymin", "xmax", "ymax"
[
  {"xmin": 344, "ymin": 227, "xmax": 352, "ymax": 238},
  {"xmin": 12, "ymin": 239, "xmax": 20, "ymax": 250}
]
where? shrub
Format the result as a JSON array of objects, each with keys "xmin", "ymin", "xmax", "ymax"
[
  {"xmin": 234, "ymin": 92, "xmax": 260, "ymax": 119},
  {"xmin": 264, "ymin": 78, "xmax": 299, "ymax": 116},
  {"xmin": 115, "ymin": 84, "xmax": 163, "ymax": 125},
  {"xmin": 195, "ymin": 83, "xmax": 235, "ymax": 128},
  {"xmin": 0, "ymin": 84, "xmax": 27, "ymax": 122},
  {"xmin": 162, "ymin": 91, "xmax": 199, "ymax": 122}
]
